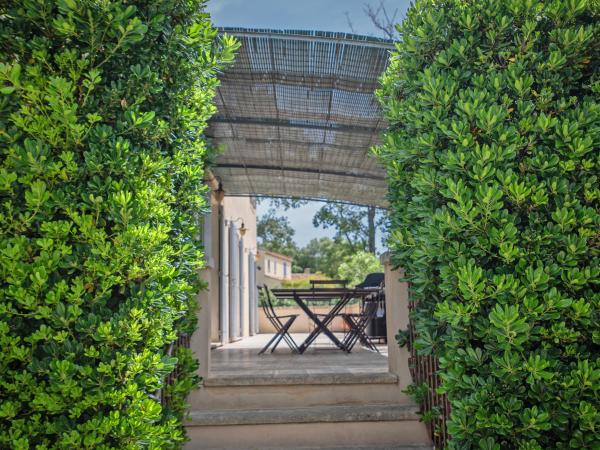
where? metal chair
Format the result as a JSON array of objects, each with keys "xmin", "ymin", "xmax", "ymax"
[
  {"xmin": 341, "ymin": 295, "xmax": 381, "ymax": 353},
  {"xmin": 355, "ymin": 272, "xmax": 384, "ymax": 289},
  {"xmin": 259, "ymin": 286, "xmax": 299, "ymax": 354}
]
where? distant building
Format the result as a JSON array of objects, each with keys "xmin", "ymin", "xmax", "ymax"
[{"xmin": 256, "ymin": 249, "xmax": 293, "ymax": 288}]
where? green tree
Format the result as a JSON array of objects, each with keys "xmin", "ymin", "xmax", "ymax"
[
  {"xmin": 337, "ymin": 251, "xmax": 383, "ymax": 287},
  {"xmin": 293, "ymin": 237, "xmax": 354, "ymax": 277},
  {"xmin": 313, "ymin": 203, "xmax": 387, "ymax": 253},
  {"xmin": 257, "ymin": 208, "xmax": 298, "ymax": 255},
  {"xmin": 377, "ymin": 0, "xmax": 600, "ymax": 448},
  {"xmin": 0, "ymin": 1, "xmax": 237, "ymax": 448}
]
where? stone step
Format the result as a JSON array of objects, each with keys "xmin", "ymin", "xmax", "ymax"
[
  {"xmin": 204, "ymin": 371, "xmax": 398, "ymax": 386},
  {"xmin": 187, "ymin": 403, "xmax": 419, "ymax": 426},
  {"xmin": 200, "ymin": 446, "xmax": 432, "ymax": 450},
  {"xmin": 189, "ymin": 372, "xmax": 412, "ymax": 410},
  {"xmin": 286, "ymin": 447, "xmax": 432, "ymax": 450},
  {"xmin": 184, "ymin": 404, "xmax": 431, "ymax": 449}
]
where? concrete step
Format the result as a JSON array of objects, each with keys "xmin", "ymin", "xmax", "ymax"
[
  {"xmin": 187, "ymin": 403, "xmax": 418, "ymax": 426},
  {"xmin": 184, "ymin": 404, "xmax": 431, "ymax": 449},
  {"xmin": 204, "ymin": 371, "xmax": 398, "ymax": 386},
  {"xmin": 199, "ymin": 446, "xmax": 432, "ymax": 450},
  {"xmin": 189, "ymin": 372, "xmax": 412, "ymax": 410},
  {"xmin": 284, "ymin": 447, "xmax": 432, "ymax": 450}
]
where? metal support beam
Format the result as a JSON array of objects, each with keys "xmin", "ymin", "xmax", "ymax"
[
  {"xmin": 219, "ymin": 27, "xmax": 396, "ymax": 50},
  {"xmin": 210, "ymin": 116, "xmax": 376, "ymax": 134},
  {"xmin": 217, "ymin": 164, "xmax": 385, "ymax": 182}
]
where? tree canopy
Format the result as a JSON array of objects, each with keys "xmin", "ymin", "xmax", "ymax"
[{"xmin": 377, "ymin": 0, "xmax": 600, "ymax": 447}]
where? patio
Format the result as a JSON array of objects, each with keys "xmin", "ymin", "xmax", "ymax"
[
  {"xmin": 208, "ymin": 333, "xmax": 389, "ymax": 384},
  {"xmin": 186, "ymin": 255, "xmax": 429, "ymax": 449},
  {"xmin": 187, "ymin": 333, "xmax": 429, "ymax": 450}
]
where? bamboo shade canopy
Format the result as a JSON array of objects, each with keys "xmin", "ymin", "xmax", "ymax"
[{"xmin": 207, "ymin": 28, "xmax": 394, "ymax": 207}]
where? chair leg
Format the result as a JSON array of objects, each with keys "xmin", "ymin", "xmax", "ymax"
[
  {"xmin": 259, "ymin": 331, "xmax": 283, "ymax": 355},
  {"xmin": 281, "ymin": 326, "xmax": 300, "ymax": 353},
  {"xmin": 271, "ymin": 316, "xmax": 298, "ymax": 353}
]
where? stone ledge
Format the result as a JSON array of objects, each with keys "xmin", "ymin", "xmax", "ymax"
[
  {"xmin": 200, "ymin": 447, "xmax": 432, "ymax": 450},
  {"xmin": 186, "ymin": 403, "xmax": 420, "ymax": 426},
  {"xmin": 204, "ymin": 371, "xmax": 398, "ymax": 387}
]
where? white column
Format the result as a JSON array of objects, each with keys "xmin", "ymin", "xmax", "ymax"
[
  {"xmin": 238, "ymin": 236, "xmax": 246, "ymax": 337},
  {"xmin": 229, "ymin": 224, "xmax": 239, "ymax": 340},
  {"xmin": 248, "ymin": 252, "xmax": 257, "ymax": 336},
  {"xmin": 219, "ymin": 207, "xmax": 229, "ymax": 344}
]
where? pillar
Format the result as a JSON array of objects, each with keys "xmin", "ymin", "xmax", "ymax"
[
  {"xmin": 238, "ymin": 236, "xmax": 246, "ymax": 337},
  {"xmin": 228, "ymin": 224, "xmax": 239, "ymax": 340},
  {"xmin": 382, "ymin": 253, "xmax": 413, "ymax": 390},
  {"xmin": 219, "ymin": 206, "xmax": 229, "ymax": 344},
  {"xmin": 248, "ymin": 252, "xmax": 257, "ymax": 336}
]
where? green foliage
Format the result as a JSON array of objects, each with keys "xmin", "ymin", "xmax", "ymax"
[
  {"xmin": 257, "ymin": 209, "xmax": 298, "ymax": 255},
  {"xmin": 337, "ymin": 251, "xmax": 383, "ymax": 287},
  {"xmin": 281, "ymin": 272, "xmax": 332, "ymax": 289},
  {"xmin": 313, "ymin": 203, "xmax": 387, "ymax": 253},
  {"xmin": 293, "ymin": 237, "xmax": 355, "ymax": 277},
  {"xmin": 377, "ymin": 0, "xmax": 600, "ymax": 447},
  {"xmin": 0, "ymin": 1, "xmax": 237, "ymax": 448}
]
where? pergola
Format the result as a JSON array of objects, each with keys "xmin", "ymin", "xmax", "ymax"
[{"xmin": 207, "ymin": 28, "xmax": 394, "ymax": 207}]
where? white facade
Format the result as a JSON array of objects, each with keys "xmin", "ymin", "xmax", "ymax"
[
  {"xmin": 192, "ymin": 182, "xmax": 260, "ymax": 377},
  {"xmin": 256, "ymin": 249, "xmax": 293, "ymax": 290}
]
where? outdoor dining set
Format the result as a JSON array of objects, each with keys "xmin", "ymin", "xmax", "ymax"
[{"xmin": 259, "ymin": 273, "xmax": 386, "ymax": 355}]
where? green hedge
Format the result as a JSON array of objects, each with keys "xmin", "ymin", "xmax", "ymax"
[
  {"xmin": 377, "ymin": 0, "xmax": 600, "ymax": 448},
  {"xmin": 0, "ymin": 1, "xmax": 236, "ymax": 448}
]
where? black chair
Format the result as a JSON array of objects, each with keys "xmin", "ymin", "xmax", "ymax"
[
  {"xmin": 341, "ymin": 294, "xmax": 381, "ymax": 353},
  {"xmin": 259, "ymin": 286, "xmax": 299, "ymax": 354},
  {"xmin": 309, "ymin": 279, "xmax": 348, "ymax": 289},
  {"xmin": 356, "ymin": 273, "xmax": 387, "ymax": 343},
  {"xmin": 355, "ymin": 272, "xmax": 384, "ymax": 289}
]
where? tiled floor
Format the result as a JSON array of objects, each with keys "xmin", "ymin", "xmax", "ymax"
[{"xmin": 210, "ymin": 333, "xmax": 389, "ymax": 379}]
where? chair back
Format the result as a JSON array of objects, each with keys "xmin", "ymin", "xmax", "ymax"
[
  {"xmin": 309, "ymin": 279, "xmax": 348, "ymax": 289},
  {"xmin": 355, "ymin": 272, "xmax": 384, "ymax": 289},
  {"xmin": 362, "ymin": 298, "xmax": 380, "ymax": 323},
  {"xmin": 261, "ymin": 285, "xmax": 279, "ymax": 320}
]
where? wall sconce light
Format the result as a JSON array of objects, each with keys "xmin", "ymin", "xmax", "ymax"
[
  {"xmin": 231, "ymin": 217, "xmax": 247, "ymax": 237},
  {"xmin": 214, "ymin": 182, "xmax": 225, "ymax": 203}
]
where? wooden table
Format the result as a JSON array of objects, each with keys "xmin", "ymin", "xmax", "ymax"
[{"xmin": 270, "ymin": 287, "xmax": 375, "ymax": 353}]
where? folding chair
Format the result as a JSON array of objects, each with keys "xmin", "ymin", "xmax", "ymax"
[
  {"xmin": 341, "ymin": 296, "xmax": 380, "ymax": 353},
  {"xmin": 259, "ymin": 286, "xmax": 299, "ymax": 354}
]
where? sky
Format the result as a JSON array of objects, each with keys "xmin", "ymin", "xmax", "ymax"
[
  {"xmin": 208, "ymin": 0, "xmax": 411, "ymax": 248},
  {"xmin": 206, "ymin": 0, "xmax": 411, "ymax": 36}
]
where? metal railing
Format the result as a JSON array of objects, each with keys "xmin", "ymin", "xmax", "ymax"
[
  {"xmin": 408, "ymin": 300, "xmax": 450, "ymax": 448},
  {"xmin": 161, "ymin": 333, "xmax": 191, "ymax": 408}
]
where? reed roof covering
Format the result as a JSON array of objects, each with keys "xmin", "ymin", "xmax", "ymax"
[{"xmin": 207, "ymin": 28, "xmax": 394, "ymax": 207}]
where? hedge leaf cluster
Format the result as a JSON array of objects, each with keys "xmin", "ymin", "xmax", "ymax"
[
  {"xmin": 0, "ymin": 1, "xmax": 236, "ymax": 448},
  {"xmin": 377, "ymin": 0, "xmax": 600, "ymax": 447}
]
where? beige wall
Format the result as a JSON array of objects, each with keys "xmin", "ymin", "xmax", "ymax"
[
  {"xmin": 222, "ymin": 196, "xmax": 257, "ymax": 338},
  {"xmin": 258, "ymin": 304, "xmax": 360, "ymax": 333},
  {"xmin": 193, "ymin": 187, "xmax": 259, "ymax": 379},
  {"xmin": 382, "ymin": 253, "xmax": 413, "ymax": 389},
  {"xmin": 194, "ymin": 193, "xmax": 257, "ymax": 343}
]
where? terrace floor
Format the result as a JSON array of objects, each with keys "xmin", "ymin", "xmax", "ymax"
[{"xmin": 208, "ymin": 333, "xmax": 390, "ymax": 385}]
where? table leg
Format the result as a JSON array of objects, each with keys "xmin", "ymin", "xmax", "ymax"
[{"xmin": 296, "ymin": 294, "xmax": 352, "ymax": 353}]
